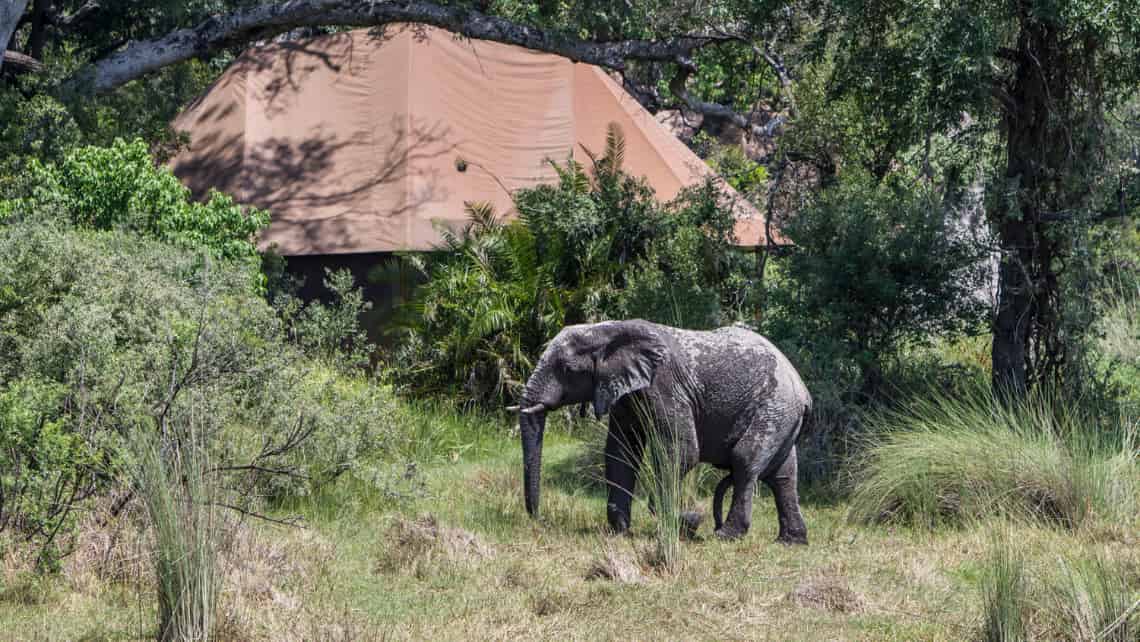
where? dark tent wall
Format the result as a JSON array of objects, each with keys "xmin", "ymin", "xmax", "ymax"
[{"xmin": 279, "ymin": 252, "xmax": 423, "ymax": 349}]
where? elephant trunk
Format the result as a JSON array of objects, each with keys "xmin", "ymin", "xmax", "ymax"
[{"xmin": 520, "ymin": 408, "xmax": 546, "ymax": 518}]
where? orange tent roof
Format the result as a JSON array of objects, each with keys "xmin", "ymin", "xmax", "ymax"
[{"xmin": 170, "ymin": 25, "xmax": 767, "ymax": 255}]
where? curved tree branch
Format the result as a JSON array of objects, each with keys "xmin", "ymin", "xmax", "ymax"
[
  {"xmin": 65, "ymin": 0, "xmax": 732, "ymax": 93},
  {"xmin": 667, "ymin": 63, "xmax": 785, "ymax": 140}
]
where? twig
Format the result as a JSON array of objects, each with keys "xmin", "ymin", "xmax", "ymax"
[{"xmin": 212, "ymin": 502, "xmax": 304, "ymax": 528}]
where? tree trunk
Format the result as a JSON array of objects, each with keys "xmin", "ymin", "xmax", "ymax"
[
  {"xmin": 991, "ymin": 217, "xmax": 1034, "ymax": 395},
  {"xmin": 0, "ymin": 0, "xmax": 30, "ymax": 74},
  {"xmin": 25, "ymin": 0, "xmax": 47, "ymax": 59},
  {"xmin": 990, "ymin": 17, "xmax": 1061, "ymax": 396}
]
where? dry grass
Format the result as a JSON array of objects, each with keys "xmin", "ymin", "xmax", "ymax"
[
  {"xmin": 375, "ymin": 514, "xmax": 494, "ymax": 575},
  {"xmin": 2, "ymin": 432, "xmax": 1138, "ymax": 640},
  {"xmin": 585, "ymin": 544, "xmax": 645, "ymax": 584},
  {"xmin": 786, "ymin": 575, "xmax": 867, "ymax": 614}
]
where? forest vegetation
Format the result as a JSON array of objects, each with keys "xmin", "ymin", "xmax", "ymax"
[{"xmin": 1, "ymin": 0, "xmax": 1137, "ymax": 639}]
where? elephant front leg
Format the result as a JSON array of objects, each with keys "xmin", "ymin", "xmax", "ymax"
[{"xmin": 604, "ymin": 415, "xmax": 644, "ymax": 534}]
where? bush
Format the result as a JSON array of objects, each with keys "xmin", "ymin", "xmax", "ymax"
[
  {"xmin": 617, "ymin": 179, "xmax": 758, "ymax": 328},
  {"xmin": 1, "ymin": 138, "xmax": 268, "ymax": 284},
  {"xmin": 391, "ymin": 203, "xmax": 566, "ymax": 403},
  {"xmin": 395, "ymin": 124, "xmax": 756, "ymax": 405},
  {"xmin": 0, "ymin": 379, "xmax": 97, "ymax": 569},
  {"xmin": 0, "ymin": 221, "xmax": 397, "ymax": 556},
  {"xmin": 847, "ymin": 385, "xmax": 1138, "ymax": 530},
  {"xmin": 769, "ymin": 170, "xmax": 989, "ymax": 393},
  {"xmin": 275, "ymin": 268, "xmax": 375, "ymax": 369}
]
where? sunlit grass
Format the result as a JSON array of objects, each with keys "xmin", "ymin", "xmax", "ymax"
[
  {"xmin": 3, "ymin": 400, "xmax": 1138, "ymax": 640},
  {"xmin": 848, "ymin": 385, "xmax": 1139, "ymax": 531}
]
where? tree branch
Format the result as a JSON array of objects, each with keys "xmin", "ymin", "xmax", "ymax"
[
  {"xmin": 2, "ymin": 49, "xmax": 42, "ymax": 73},
  {"xmin": 667, "ymin": 63, "xmax": 784, "ymax": 140},
  {"xmin": 53, "ymin": 0, "xmax": 101, "ymax": 28},
  {"xmin": 66, "ymin": 0, "xmax": 731, "ymax": 93},
  {"xmin": 1038, "ymin": 208, "xmax": 1130, "ymax": 224}
]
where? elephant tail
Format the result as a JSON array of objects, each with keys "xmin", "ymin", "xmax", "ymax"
[
  {"xmin": 712, "ymin": 473, "xmax": 733, "ymax": 530},
  {"xmin": 797, "ymin": 397, "xmax": 814, "ymax": 442}
]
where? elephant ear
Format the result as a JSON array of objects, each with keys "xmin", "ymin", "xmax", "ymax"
[{"xmin": 592, "ymin": 323, "xmax": 667, "ymax": 419}]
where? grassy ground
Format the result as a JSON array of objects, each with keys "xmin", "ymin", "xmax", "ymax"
[{"xmin": 2, "ymin": 420, "xmax": 1136, "ymax": 641}]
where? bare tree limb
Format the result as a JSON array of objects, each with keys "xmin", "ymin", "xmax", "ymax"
[
  {"xmin": 2, "ymin": 48, "xmax": 42, "ymax": 73},
  {"xmin": 65, "ymin": 0, "xmax": 733, "ymax": 93},
  {"xmin": 53, "ymin": 0, "xmax": 100, "ymax": 28},
  {"xmin": 667, "ymin": 63, "xmax": 784, "ymax": 140},
  {"xmin": 212, "ymin": 501, "xmax": 304, "ymax": 527}
]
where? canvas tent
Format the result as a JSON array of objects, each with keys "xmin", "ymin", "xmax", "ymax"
[{"xmin": 170, "ymin": 24, "xmax": 767, "ymax": 256}]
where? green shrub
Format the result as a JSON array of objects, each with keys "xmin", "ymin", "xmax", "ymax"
[
  {"xmin": 769, "ymin": 170, "xmax": 989, "ymax": 392},
  {"xmin": 1, "ymin": 138, "xmax": 268, "ymax": 284},
  {"xmin": 392, "ymin": 202, "xmax": 566, "ymax": 404},
  {"xmin": 847, "ymin": 385, "xmax": 1139, "ymax": 530},
  {"xmin": 0, "ymin": 93, "xmax": 83, "ymax": 170},
  {"xmin": 0, "ymin": 221, "xmax": 398, "ymax": 554},
  {"xmin": 0, "ymin": 378, "xmax": 98, "ymax": 568},
  {"xmin": 276, "ymin": 268, "xmax": 375, "ymax": 369},
  {"xmin": 395, "ymin": 124, "xmax": 756, "ymax": 405},
  {"xmin": 619, "ymin": 179, "xmax": 757, "ymax": 327}
]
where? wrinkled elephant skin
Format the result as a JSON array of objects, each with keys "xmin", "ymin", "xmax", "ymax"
[{"xmin": 516, "ymin": 320, "xmax": 811, "ymax": 544}]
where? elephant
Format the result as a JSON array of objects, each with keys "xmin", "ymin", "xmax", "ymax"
[{"xmin": 512, "ymin": 319, "xmax": 811, "ymax": 543}]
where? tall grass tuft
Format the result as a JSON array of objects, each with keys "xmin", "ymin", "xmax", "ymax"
[
  {"xmin": 848, "ymin": 385, "xmax": 1138, "ymax": 530},
  {"xmin": 128, "ymin": 422, "xmax": 220, "ymax": 641},
  {"xmin": 979, "ymin": 542, "xmax": 1028, "ymax": 642},
  {"xmin": 1048, "ymin": 555, "xmax": 1138, "ymax": 641},
  {"xmin": 640, "ymin": 420, "xmax": 684, "ymax": 569},
  {"xmin": 621, "ymin": 393, "xmax": 685, "ymax": 570}
]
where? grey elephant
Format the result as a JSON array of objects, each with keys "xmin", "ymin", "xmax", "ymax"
[{"xmin": 512, "ymin": 319, "xmax": 811, "ymax": 542}]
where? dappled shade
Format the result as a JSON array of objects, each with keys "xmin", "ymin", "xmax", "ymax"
[{"xmin": 169, "ymin": 25, "xmax": 764, "ymax": 255}]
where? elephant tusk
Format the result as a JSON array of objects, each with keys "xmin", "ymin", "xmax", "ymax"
[{"xmin": 507, "ymin": 404, "xmax": 544, "ymax": 414}]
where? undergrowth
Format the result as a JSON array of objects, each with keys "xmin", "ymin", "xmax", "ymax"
[{"xmin": 848, "ymin": 385, "xmax": 1139, "ymax": 531}]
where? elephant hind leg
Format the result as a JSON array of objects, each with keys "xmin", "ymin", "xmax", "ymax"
[
  {"xmin": 715, "ymin": 406, "xmax": 802, "ymax": 541},
  {"xmin": 762, "ymin": 445, "xmax": 807, "ymax": 545},
  {"xmin": 714, "ymin": 457, "xmax": 757, "ymax": 540}
]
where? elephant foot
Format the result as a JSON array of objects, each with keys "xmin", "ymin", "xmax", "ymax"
[
  {"xmin": 606, "ymin": 503, "xmax": 631, "ymax": 535},
  {"xmin": 714, "ymin": 525, "xmax": 747, "ymax": 541},
  {"xmin": 776, "ymin": 530, "xmax": 808, "ymax": 546}
]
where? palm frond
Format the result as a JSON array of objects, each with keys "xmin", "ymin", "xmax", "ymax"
[
  {"xmin": 603, "ymin": 122, "xmax": 626, "ymax": 173},
  {"xmin": 464, "ymin": 201, "xmax": 500, "ymax": 233}
]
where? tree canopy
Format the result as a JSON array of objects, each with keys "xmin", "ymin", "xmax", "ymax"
[{"xmin": 2, "ymin": 0, "xmax": 1136, "ymax": 395}]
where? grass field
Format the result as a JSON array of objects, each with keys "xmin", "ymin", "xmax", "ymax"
[{"xmin": 3, "ymin": 413, "xmax": 1136, "ymax": 641}]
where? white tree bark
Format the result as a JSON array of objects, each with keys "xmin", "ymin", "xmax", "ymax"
[{"xmin": 0, "ymin": 0, "xmax": 30, "ymax": 74}]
